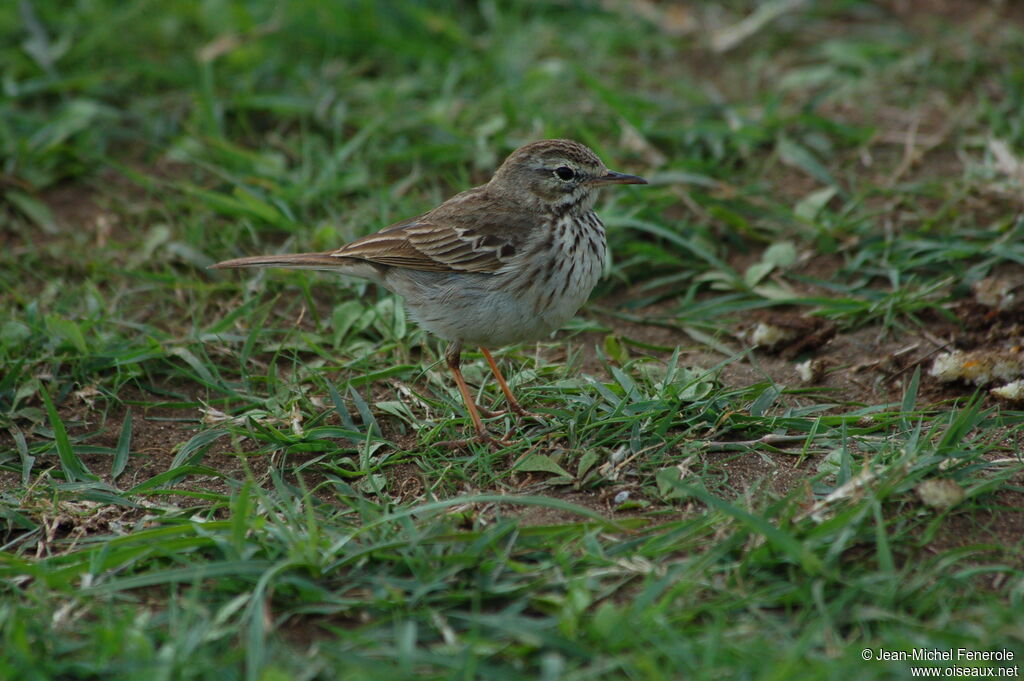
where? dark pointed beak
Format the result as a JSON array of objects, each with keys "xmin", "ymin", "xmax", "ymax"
[{"xmin": 587, "ymin": 170, "xmax": 647, "ymax": 186}]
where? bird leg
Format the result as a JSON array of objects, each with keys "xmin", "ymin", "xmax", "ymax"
[
  {"xmin": 437, "ymin": 343, "xmax": 538, "ymax": 448},
  {"xmin": 479, "ymin": 347, "xmax": 527, "ymax": 416},
  {"xmin": 480, "ymin": 347, "xmax": 543, "ymax": 421},
  {"xmin": 443, "ymin": 341, "xmax": 496, "ymax": 444}
]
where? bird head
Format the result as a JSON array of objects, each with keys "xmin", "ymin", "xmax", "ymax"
[{"xmin": 490, "ymin": 139, "xmax": 646, "ymax": 211}]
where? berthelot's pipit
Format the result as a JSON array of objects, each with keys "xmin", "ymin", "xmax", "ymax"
[{"xmin": 212, "ymin": 139, "xmax": 646, "ymax": 443}]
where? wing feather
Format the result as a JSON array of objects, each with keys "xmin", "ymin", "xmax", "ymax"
[{"xmin": 330, "ymin": 188, "xmax": 536, "ymax": 274}]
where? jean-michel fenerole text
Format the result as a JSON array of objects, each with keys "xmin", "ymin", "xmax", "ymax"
[{"xmin": 874, "ymin": 649, "xmax": 1015, "ymax": 662}]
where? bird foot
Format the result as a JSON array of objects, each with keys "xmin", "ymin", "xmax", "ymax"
[
  {"xmin": 478, "ymin": 404, "xmax": 545, "ymax": 423},
  {"xmin": 476, "ymin": 406, "xmax": 508, "ymax": 419},
  {"xmin": 512, "ymin": 408, "xmax": 546, "ymax": 423}
]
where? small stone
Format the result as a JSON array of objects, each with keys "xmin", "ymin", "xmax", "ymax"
[
  {"xmin": 916, "ymin": 479, "xmax": 965, "ymax": 509},
  {"xmin": 992, "ymin": 379, "xmax": 1024, "ymax": 402},
  {"xmin": 750, "ymin": 322, "xmax": 796, "ymax": 348}
]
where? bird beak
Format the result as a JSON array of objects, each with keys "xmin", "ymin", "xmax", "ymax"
[{"xmin": 588, "ymin": 170, "xmax": 647, "ymax": 186}]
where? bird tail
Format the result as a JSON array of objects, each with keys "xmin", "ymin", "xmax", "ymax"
[{"xmin": 210, "ymin": 251, "xmax": 352, "ymax": 272}]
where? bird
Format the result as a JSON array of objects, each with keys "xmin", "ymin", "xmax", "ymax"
[{"xmin": 211, "ymin": 139, "xmax": 647, "ymax": 444}]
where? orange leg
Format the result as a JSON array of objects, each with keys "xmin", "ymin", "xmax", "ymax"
[
  {"xmin": 445, "ymin": 342, "xmax": 490, "ymax": 441},
  {"xmin": 480, "ymin": 347, "xmax": 530, "ymax": 417}
]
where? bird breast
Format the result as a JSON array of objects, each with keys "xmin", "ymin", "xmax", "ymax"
[
  {"xmin": 505, "ymin": 209, "xmax": 606, "ymax": 321},
  {"xmin": 385, "ymin": 210, "xmax": 607, "ymax": 348}
]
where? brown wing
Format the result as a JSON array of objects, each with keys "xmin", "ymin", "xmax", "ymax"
[{"xmin": 331, "ymin": 187, "xmax": 536, "ymax": 274}]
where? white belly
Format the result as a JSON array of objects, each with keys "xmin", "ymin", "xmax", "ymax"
[{"xmin": 385, "ymin": 216, "xmax": 606, "ymax": 348}]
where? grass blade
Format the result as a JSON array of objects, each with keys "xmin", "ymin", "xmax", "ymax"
[
  {"xmin": 39, "ymin": 386, "xmax": 97, "ymax": 482},
  {"xmin": 112, "ymin": 409, "xmax": 132, "ymax": 480},
  {"xmin": 9, "ymin": 425, "xmax": 35, "ymax": 485},
  {"xmin": 170, "ymin": 428, "xmax": 229, "ymax": 469},
  {"xmin": 667, "ymin": 478, "xmax": 822, "ymax": 575}
]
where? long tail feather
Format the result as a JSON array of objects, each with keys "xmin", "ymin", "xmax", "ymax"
[{"xmin": 210, "ymin": 251, "xmax": 350, "ymax": 271}]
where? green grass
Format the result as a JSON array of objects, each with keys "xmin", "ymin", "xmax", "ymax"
[{"xmin": 3, "ymin": 0, "xmax": 1024, "ymax": 678}]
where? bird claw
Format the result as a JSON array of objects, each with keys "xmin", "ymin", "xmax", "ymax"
[
  {"xmin": 512, "ymin": 408, "xmax": 545, "ymax": 423},
  {"xmin": 478, "ymin": 406, "xmax": 544, "ymax": 423},
  {"xmin": 477, "ymin": 406, "xmax": 508, "ymax": 419},
  {"xmin": 504, "ymin": 406, "xmax": 546, "ymax": 431}
]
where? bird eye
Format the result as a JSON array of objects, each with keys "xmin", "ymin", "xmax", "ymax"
[{"xmin": 554, "ymin": 166, "xmax": 575, "ymax": 181}]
